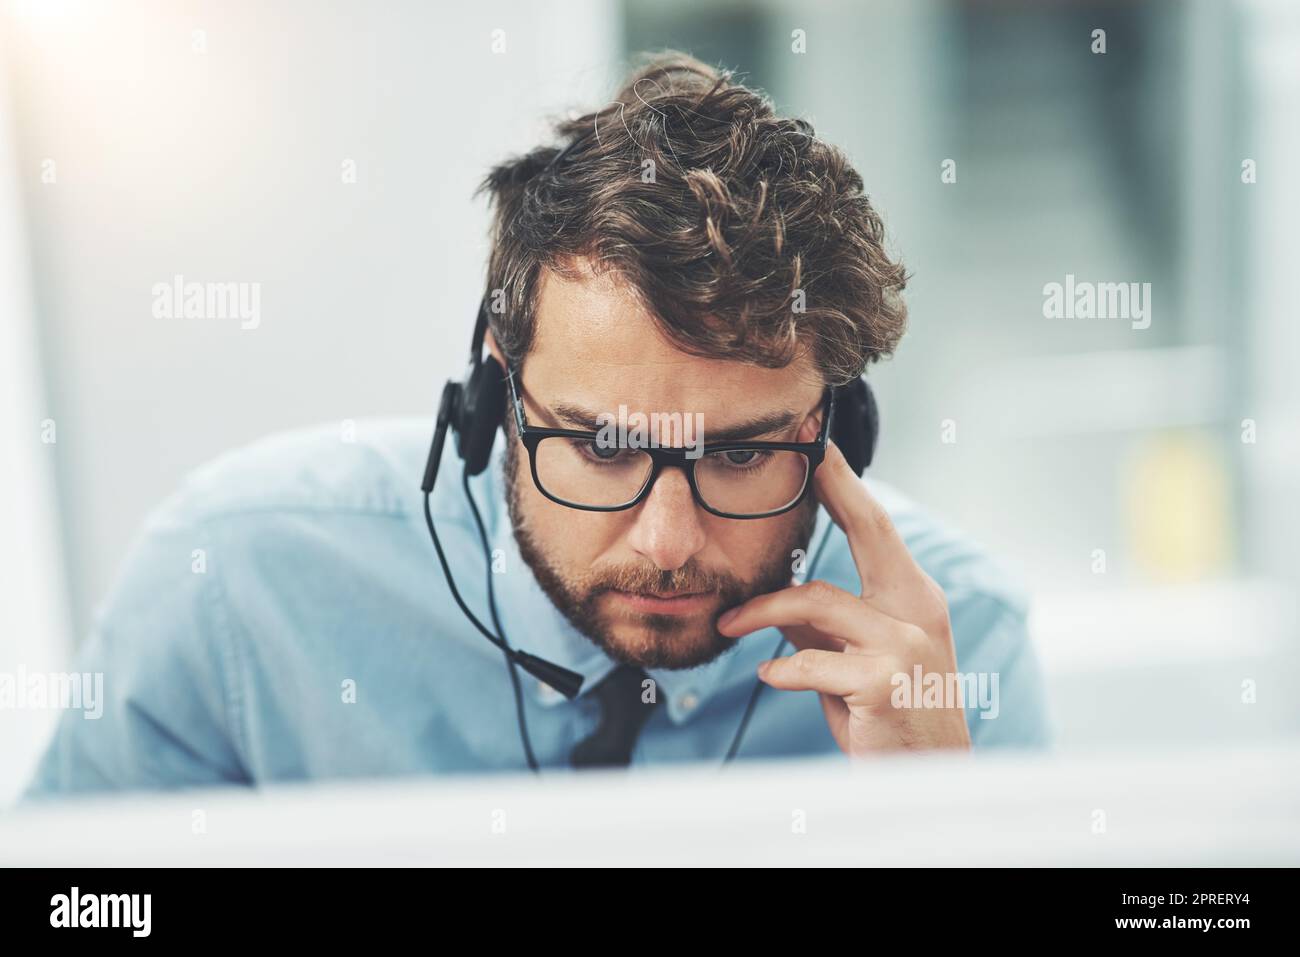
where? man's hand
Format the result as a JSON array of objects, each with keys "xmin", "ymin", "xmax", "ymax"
[{"xmin": 717, "ymin": 440, "xmax": 971, "ymax": 757}]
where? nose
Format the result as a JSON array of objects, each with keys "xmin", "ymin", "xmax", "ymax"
[{"xmin": 624, "ymin": 466, "xmax": 707, "ymax": 572}]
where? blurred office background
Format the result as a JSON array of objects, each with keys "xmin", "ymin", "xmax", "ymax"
[{"xmin": 1, "ymin": 0, "xmax": 1296, "ymax": 803}]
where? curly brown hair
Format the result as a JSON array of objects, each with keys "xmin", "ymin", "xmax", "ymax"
[{"xmin": 478, "ymin": 52, "xmax": 908, "ymax": 386}]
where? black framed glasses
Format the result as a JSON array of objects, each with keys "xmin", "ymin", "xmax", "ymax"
[{"xmin": 506, "ymin": 363, "xmax": 834, "ymax": 519}]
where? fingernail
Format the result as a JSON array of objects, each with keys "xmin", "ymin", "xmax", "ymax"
[{"xmin": 717, "ymin": 608, "xmax": 738, "ymax": 630}]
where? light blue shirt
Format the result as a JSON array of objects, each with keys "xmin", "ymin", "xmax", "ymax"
[{"xmin": 24, "ymin": 418, "xmax": 1051, "ymax": 797}]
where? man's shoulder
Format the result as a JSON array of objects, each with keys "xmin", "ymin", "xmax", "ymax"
[
  {"xmin": 156, "ymin": 417, "xmax": 434, "ymax": 529},
  {"xmin": 828, "ymin": 477, "xmax": 1028, "ymax": 618},
  {"xmin": 860, "ymin": 479, "xmax": 1050, "ymax": 748},
  {"xmin": 104, "ymin": 417, "xmax": 443, "ymax": 639}
]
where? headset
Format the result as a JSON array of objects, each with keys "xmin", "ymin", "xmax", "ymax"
[{"xmin": 419, "ymin": 137, "xmax": 881, "ymax": 771}]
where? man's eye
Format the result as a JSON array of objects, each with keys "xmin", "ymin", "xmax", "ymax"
[
  {"xmin": 716, "ymin": 449, "xmax": 774, "ymax": 470},
  {"xmin": 578, "ymin": 441, "xmax": 624, "ymax": 462}
]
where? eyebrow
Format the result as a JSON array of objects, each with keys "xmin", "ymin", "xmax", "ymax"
[{"xmin": 546, "ymin": 401, "xmax": 805, "ymax": 443}]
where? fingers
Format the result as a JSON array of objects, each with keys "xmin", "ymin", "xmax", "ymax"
[
  {"xmin": 718, "ymin": 579, "xmax": 914, "ymax": 652},
  {"xmin": 776, "ymin": 622, "xmax": 846, "ymax": 654},
  {"xmin": 814, "ymin": 440, "xmax": 940, "ymax": 621},
  {"xmin": 758, "ymin": 649, "xmax": 894, "ymax": 701}
]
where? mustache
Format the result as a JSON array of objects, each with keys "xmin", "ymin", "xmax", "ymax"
[{"xmin": 578, "ymin": 560, "xmax": 742, "ymax": 597}]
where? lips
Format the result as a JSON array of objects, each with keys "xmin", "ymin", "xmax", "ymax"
[{"xmin": 609, "ymin": 589, "xmax": 716, "ymax": 615}]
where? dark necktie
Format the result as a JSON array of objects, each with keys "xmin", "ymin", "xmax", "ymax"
[{"xmin": 569, "ymin": 664, "xmax": 660, "ymax": 769}]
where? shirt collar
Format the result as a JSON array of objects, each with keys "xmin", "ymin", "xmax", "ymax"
[{"xmin": 470, "ymin": 448, "xmax": 833, "ymax": 725}]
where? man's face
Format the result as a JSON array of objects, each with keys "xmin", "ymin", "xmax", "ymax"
[{"xmin": 495, "ymin": 260, "xmax": 824, "ymax": 671}]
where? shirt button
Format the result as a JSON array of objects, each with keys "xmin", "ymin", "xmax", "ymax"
[
  {"xmin": 679, "ymin": 691, "xmax": 700, "ymax": 714},
  {"xmin": 537, "ymin": 680, "xmax": 563, "ymax": 704}
]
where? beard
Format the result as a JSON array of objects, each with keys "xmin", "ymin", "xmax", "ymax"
[{"xmin": 503, "ymin": 434, "xmax": 818, "ymax": 670}]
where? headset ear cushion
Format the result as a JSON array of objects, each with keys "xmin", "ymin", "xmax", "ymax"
[
  {"xmin": 456, "ymin": 355, "xmax": 507, "ymax": 476},
  {"xmin": 830, "ymin": 377, "xmax": 879, "ymax": 477}
]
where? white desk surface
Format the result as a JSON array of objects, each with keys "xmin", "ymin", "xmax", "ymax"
[{"xmin": 3, "ymin": 742, "xmax": 1298, "ymax": 866}]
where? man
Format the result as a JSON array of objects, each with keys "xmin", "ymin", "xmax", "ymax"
[{"xmin": 25, "ymin": 54, "xmax": 1049, "ymax": 795}]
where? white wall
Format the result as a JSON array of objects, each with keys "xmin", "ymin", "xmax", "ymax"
[
  {"xmin": 3, "ymin": 0, "xmax": 620, "ymax": 643},
  {"xmin": 0, "ymin": 20, "xmax": 75, "ymax": 806}
]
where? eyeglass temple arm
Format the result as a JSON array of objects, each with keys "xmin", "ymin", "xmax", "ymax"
[{"xmin": 504, "ymin": 362, "xmax": 528, "ymax": 431}]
